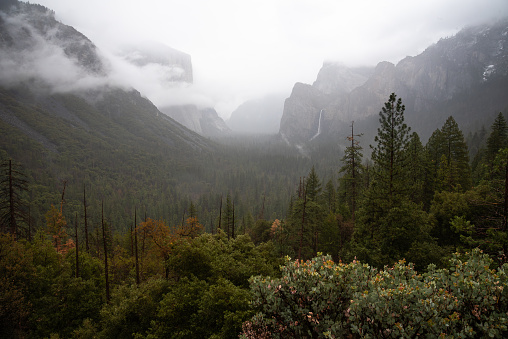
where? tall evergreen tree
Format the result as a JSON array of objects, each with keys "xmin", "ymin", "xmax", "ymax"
[
  {"xmin": 323, "ymin": 179, "xmax": 337, "ymax": 214},
  {"xmin": 339, "ymin": 121, "xmax": 363, "ymax": 223},
  {"xmin": 439, "ymin": 116, "xmax": 471, "ymax": 191},
  {"xmin": 222, "ymin": 193, "xmax": 234, "ymax": 239},
  {"xmin": 354, "ymin": 94, "xmax": 435, "ymax": 267},
  {"xmin": 407, "ymin": 132, "xmax": 425, "ymax": 204},
  {"xmin": 486, "ymin": 112, "xmax": 508, "ymax": 176},
  {"xmin": 369, "ymin": 93, "xmax": 411, "ymax": 207},
  {"xmin": 189, "ymin": 201, "xmax": 197, "ymax": 219},
  {"xmin": 305, "ymin": 167, "xmax": 324, "ymax": 256},
  {"xmin": 305, "ymin": 166, "xmax": 322, "ymax": 202},
  {"xmin": 423, "ymin": 129, "xmax": 446, "ymax": 208}
]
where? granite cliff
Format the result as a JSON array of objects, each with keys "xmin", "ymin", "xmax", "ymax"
[{"xmin": 280, "ymin": 19, "xmax": 508, "ymax": 146}]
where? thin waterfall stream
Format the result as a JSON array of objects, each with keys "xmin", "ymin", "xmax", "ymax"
[{"xmin": 310, "ymin": 109, "xmax": 323, "ymax": 141}]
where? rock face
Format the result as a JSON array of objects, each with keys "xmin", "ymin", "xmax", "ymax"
[
  {"xmin": 227, "ymin": 94, "xmax": 285, "ymax": 134},
  {"xmin": 280, "ymin": 19, "xmax": 508, "ymax": 145},
  {"xmin": 0, "ymin": 0, "xmax": 214, "ymax": 153},
  {"xmin": 116, "ymin": 41, "xmax": 193, "ymax": 83},
  {"xmin": 159, "ymin": 105, "xmax": 230, "ymax": 137},
  {"xmin": 0, "ymin": 1, "xmax": 106, "ymax": 76}
]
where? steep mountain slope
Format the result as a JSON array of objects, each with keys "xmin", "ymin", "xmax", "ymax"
[
  {"xmin": 0, "ymin": 1, "xmax": 219, "ymax": 226},
  {"xmin": 117, "ymin": 41, "xmax": 193, "ymax": 83},
  {"xmin": 227, "ymin": 94, "xmax": 285, "ymax": 134},
  {"xmin": 280, "ymin": 19, "xmax": 508, "ymax": 146},
  {"xmin": 160, "ymin": 105, "xmax": 231, "ymax": 137}
]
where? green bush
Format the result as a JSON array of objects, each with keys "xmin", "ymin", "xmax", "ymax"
[{"xmin": 243, "ymin": 249, "xmax": 508, "ymax": 338}]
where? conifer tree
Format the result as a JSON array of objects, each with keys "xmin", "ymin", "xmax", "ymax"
[
  {"xmin": 486, "ymin": 112, "xmax": 508, "ymax": 176},
  {"xmin": 304, "ymin": 167, "xmax": 321, "ymax": 202},
  {"xmin": 222, "ymin": 193, "xmax": 234, "ymax": 239},
  {"xmin": 439, "ymin": 116, "xmax": 471, "ymax": 191},
  {"xmin": 323, "ymin": 179, "xmax": 337, "ymax": 213},
  {"xmin": 369, "ymin": 93, "xmax": 411, "ymax": 207},
  {"xmin": 423, "ymin": 129, "xmax": 446, "ymax": 208},
  {"xmin": 189, "ymin": 201, "xmax": 197, "ymax": 219},
  {"xmin": 339, "ymin": 121, "xmax": 363, "ymax": 222},
  {"xmin": 407, "ymin": 132, "xmax": 425, "ymax": 204},
  {"xmin": 354, "ymin": 94, "xmax": 433, "ymax": 267}
]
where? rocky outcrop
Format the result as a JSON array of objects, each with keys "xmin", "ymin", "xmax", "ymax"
[
  {"xmin": 116, "ymin": 41, "xmax": 193, "ymax": 83},
  {"xmin": 280, "ymin": 19, "xmax": 508, "ymax": 145},
  {"xmin": 159, "ymin": 105, "xmax": 230, "ymax": 137},
  {"xmin": 227, "ymin": 94, "xmax": 285, "ymax": 134},
  {"xmin": 0, "ymin": 1, "xmax": 106, "ymax": 75},
  {"xmin": 313, "ymin": 63, "xmax": 373, "ymax": 95}
]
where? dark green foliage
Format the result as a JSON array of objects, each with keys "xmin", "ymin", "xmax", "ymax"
[
  {"xmin": 0, "ymin": 232, "xmax": 104, "ymax": 338},
  {"xmin": 354, "ymin": 94, "xmax": 432, "ymax": 267},
  {"xmin": 283, "ymin": 168, "xmax": 328, "ymax": 260},
  {"xmin": 423, "ymin": 128, "xmax": 446, "ymax": 207},
  {"xmin": 370, "ymin": 93, "xmax": 411, "ymax": 205},
  {"xmin": 406, "ymin": 132, "xmax": 425, "ymax": 204},
  {"xmin": 339, "ymin": 121, "xmax": 363, "ymax": 221},
  {"xmin": 167, "ymin": 233, "xmax": 279, "ymax": 288},
  {"xmin": 439, "ymin": 116, "xmax": 472, "ymax": 191},
  {"xmin": 99, "ymin": 278, "xmax": 171, "ymax": 338},
  {"xmin": 487, "ymin": 112, "xmax": 508, "ymax": 162}
]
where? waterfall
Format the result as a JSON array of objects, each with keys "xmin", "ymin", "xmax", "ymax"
[{"xmin": 310, "ymin": 109, "xmax": 323, "ymax": 141}]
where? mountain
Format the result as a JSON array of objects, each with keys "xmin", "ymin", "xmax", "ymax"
[
  {"xmin": 115, "ymin": 40, "xmax": 193, "ymax": 83},
  {"xmin": 279, "ymin": 19, "xmax": 508, "ymax": 146},
  {"xmin": 0, "ymin": 1, "xmax": 219, "ymax": 225},
  {"xmin": 159, "ymin": 105, "xmax": 231, "ymax": 137},
  {"xmin": 227, "ymin": 94, "xmax": 285, "ymax": 134}
]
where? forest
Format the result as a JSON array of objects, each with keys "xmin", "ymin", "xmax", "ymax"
[{"xmin": 2, "ymin": 93, "xmax": 508, "ymax": 338}]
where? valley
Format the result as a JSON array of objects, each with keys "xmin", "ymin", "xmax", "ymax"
[{"xmin": 2, "ymin": 1, "xmax": 508, "ymax": 338}]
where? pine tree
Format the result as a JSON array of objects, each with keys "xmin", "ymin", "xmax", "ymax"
[
  {"xmin": 323, "ymin": 179, "xmax": 337, "ymax": 213},
  {"xmin": 305, "ymin": 166, "xmax": 322, "ymax": 202},
  {"xmin": 354, "ymin": 94, "xmax": 430, "ymax": 266},
  {"xmin": 189, "ymin": 201, "xmax": 197, "ymax": 219},
  {"xmin": 423, "ymin": 129, "xmax": 446, "ymax": 208},
  {"xmin": 406, "ymin": 132, "xmax": 425, "ymax": 204},
  {"xmin": 222, "ymin": 193, "xmax": 234, "ymax": 239},
  {"xmin": 369, "ymin": 93, "xmax": 411, "ymax": 207},
  {"xmin": 486, "ymin": 112, "xmax": 508, "ymax": 176},
  {"xmin": 339, "ymin": 121, "xmax": 363, "ymax": 222},
  {"xmin": 439, "ymin": 116, "xmax": 471, "ymax": 191},
  {"xmin": 305, "ymin": 167, "xmax": 325, "ymax": 256}
]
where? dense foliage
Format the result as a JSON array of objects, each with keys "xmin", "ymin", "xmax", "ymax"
[
  {"xmin": 2, "ymin": 91, "xmax": 508, "ymax": 338},
  {"xmin": 242, "ymin": 249, "xmax": 508, "ymax": 338}
]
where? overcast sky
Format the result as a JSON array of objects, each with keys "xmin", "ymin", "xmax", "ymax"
[{"xmin": 34, "ymin": 0, "xmax": 508, "ymax": 118}]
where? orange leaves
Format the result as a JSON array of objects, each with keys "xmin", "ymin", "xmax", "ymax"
[
  {"xmin": 176, "ymin": 217, "xmax": 203, "ymax": 239},
  {"xmin": 137, "ymin": 216, "xmax": 204, "ymax": 258},
  {"xmin": 137, "ymin": 218, "xmax": 175, "ymax": 257},
  {"xmin": 270, "ymin": 219, "xmax": 281, "ymax": 237},
  {"xmin": 44, "ymin": 204, "xmax": 74, "ymax": 254}
]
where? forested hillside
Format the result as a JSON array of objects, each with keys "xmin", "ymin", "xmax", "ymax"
[
  {"xmin": 2, "ymin": 1, "xmax": 508, "ymax": 338},
  {"xmin": 3, "ymin": 90, "xmax": 508, "ymax": 337}
]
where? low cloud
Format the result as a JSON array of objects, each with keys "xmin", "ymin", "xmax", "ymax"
[
  {"xmin": 0, "ymin": 11, "xmax": 218, "ymax": 111},
  {"xmin": 0, "ymin": 12, "xmax": 112, "ymax": 92}
]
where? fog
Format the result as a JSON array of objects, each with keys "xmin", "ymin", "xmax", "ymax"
[{"xmin": 12, "ymin": 0, "xmax": 508, "ymax": 118}]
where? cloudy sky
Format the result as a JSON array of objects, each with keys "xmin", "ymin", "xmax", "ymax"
[{"xmin": 34, "ymin": 0, "xmax": 508, "ymax": 118}]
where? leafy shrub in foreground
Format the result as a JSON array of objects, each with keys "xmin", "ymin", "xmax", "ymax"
[{"xmin": 242, "ymin": 249, "xmax": 508, "ymax": 338}]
